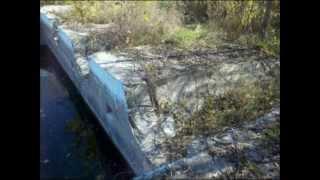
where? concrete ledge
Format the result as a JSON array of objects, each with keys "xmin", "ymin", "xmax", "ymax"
[{"xmin": 40, "ymin": 12, "xmax": 152, "ymax": 175}]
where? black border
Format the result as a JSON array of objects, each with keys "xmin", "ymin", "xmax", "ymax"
[
  {"xmin": 1, "ymin": 0, "xmax": 39, "ymax": 179},
  {"xmin": 0, "ymin": 0, "xmax": 312, "ymax": 179},
  {"xmin": 281, "ymin": 0, "xmax": 319, "ymax": 179}
]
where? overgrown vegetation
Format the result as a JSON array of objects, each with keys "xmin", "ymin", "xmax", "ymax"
[
  {"xmin": 42, "ymin": 1, "xmax": 279, "ymax": 56},
  {"xmin": 162, "ymin": 79, "xmax": 279, "ymax": 161},
  {"xmin": 206, "ymin": 1, "xmax": 280, "ymax": 56},
  {"xmin": 178, "ymin": 79, "xmax": 278, "ymax": 135},
  {"xmin": 58, "ymin": 1, "xmax": 182, "ymax": 49}
]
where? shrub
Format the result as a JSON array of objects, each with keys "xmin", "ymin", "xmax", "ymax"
[
  {"xmin": 48, "ymin": 1, "xmax": 279, "ymax": 54},
  {"xmin": 61, "ymin": 1, "xmax": 183, "ymax": 48},
  {"xmin": 176, "ymin": 1, "xmax": 209, "ymax": 24},
  {"xmin": 207, "ymin": 1, "xmax": 280, "ymax": 55},
  {"xmin": 237, "ymin": 33, "xmax": 280, "ymax": 57}
]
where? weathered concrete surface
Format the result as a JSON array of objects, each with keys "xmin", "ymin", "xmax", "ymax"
[
  {"xmin": 89, "ymin": 47, "xmax": 279, "ymax": 167},
  {"xmin": 134, "ymin": 107, "xmax": 280, "ymax": 179},
  {"xmin": 41, "ymin": 5, "xmax": 280, "ymax": 178},
  {"xmin": 40, "ymin": 9, "xmax": 152, "ymax": 175}
]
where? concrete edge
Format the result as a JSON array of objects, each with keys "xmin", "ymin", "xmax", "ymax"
[{"xmin": 40, "ymin": 13, "xmax": 153, "ymax": 175}]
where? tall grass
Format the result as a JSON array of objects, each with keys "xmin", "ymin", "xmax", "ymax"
[
  {"xmin": 61, "ymin": 1, "xmax": 183, "ymax": 48},
  {"xmin": 46, "ymin": 1, "xmax": 279, "ymax": 55}
]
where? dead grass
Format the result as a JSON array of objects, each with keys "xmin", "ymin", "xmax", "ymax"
[
  {"xmin": 59, "ymin": 1, "xmax": 183, "ymax": 49},
  {"xmin": 161, "ymin": 79, "xmax": 279, "ymax": 161}
]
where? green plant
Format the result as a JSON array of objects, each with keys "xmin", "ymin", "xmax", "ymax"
[
  {"xmin": 48, "ymin": 1, "xmax": 279, "ymax": 54},
  {"xmin": 164, "ymin": 25, "xmax": 209, "ymax": 49},
  {"xmin": 207, "ymin": 1, "xmax": 280, "ymax": 55}
]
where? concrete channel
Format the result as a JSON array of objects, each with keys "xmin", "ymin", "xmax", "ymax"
[{"xmin": 40, "ymin": 13, "xmax": 153, "ymax": 176}]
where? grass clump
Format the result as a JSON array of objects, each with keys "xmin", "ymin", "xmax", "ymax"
[
  {"xmin": 163, "ymin": 24, "xmax": 210, "ymax": 49},
  {"xmin": 237, "ymin": 33, "xmax": 280, "ymax": 57}
]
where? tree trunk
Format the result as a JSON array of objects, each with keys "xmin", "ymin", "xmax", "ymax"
[{"xmin": 260, "ymin": 0, "xmax": 273, "ymax": 39}]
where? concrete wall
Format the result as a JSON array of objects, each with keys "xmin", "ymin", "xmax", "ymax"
[{"xmin": 40, "ymin": 14, "xmax": 152, "ymax": 175}]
